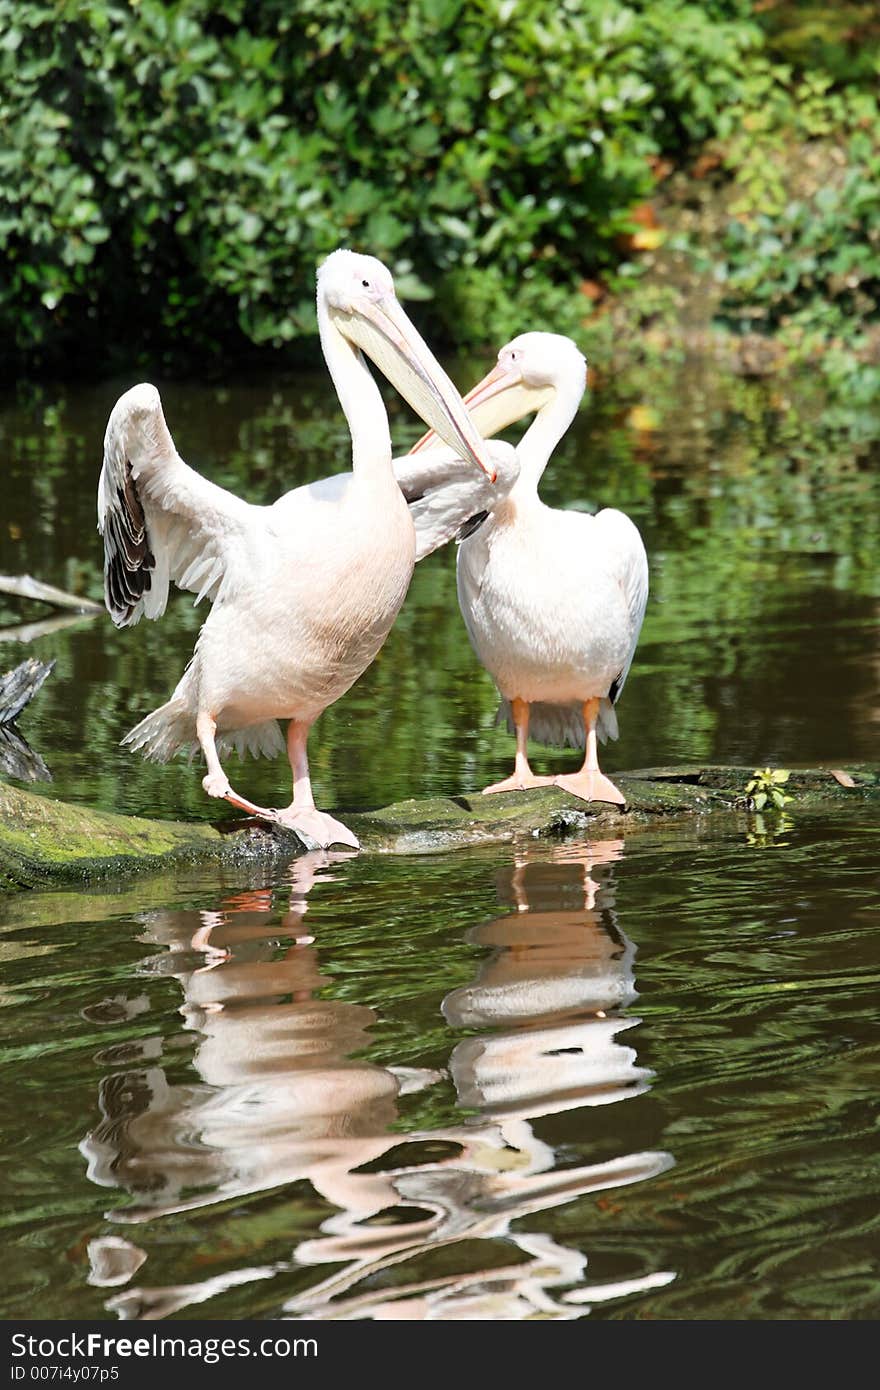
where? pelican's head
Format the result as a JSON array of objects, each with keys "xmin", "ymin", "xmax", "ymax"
[
  {"xmin": 317, "ymin": 250, "xmax": 495, "ymax": 479},
  {"xmin": 487, "ymin": 331, "xmax": 587, "ymax": 397},
  {"xmin": 317, "ymin": 249, "xmax": 396, "ymax": 315},
  {"xmin": 411, "ymin": 331, "xmax": 587, "ymax": 453}
]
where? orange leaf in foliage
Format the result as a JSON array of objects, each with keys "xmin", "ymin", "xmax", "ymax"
[
  {"xmin": 692, "ymin": 151, "xmax": 723, "ymax": 179},
  {"xmin": 578, "ymin": 279, "xmax": 603, "ymax": 301},
  {"xmin": 627, "ymin": 405, "xmax": 660, "ymax": 432},
  {"xmin": 618, "ymin": 202, "xmax": 664, "ymax": 252},
  {"xmin": 648, "ymin": 156, "xmax": 674, "ymax": 182},
  {"xmin": 630, "ymin": 227, "xmax": 665, "ymax": 250},
  {"xmin": 630, "ymin": 202, "xmax": 658, "ymax": 229}
]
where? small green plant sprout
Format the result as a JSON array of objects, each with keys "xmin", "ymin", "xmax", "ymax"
[{"xmin": 744, "ymin": 768, "xmax": 792, "ymax": 813}]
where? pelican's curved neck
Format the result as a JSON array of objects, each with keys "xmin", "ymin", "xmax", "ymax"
[
  {"xmin": 317, "ymin": 297, "xmax": 392, "ymax": 478},
  {"xmin": 513, "ymin": 372, "xmax": 585, "ymax": 501}
]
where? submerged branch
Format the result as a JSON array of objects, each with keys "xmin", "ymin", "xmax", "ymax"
[
  {"xmin": 0, "ymin": 725, "xmax": 51, "ymax": 783},
  {"xmin": 0, "ymin": 573, "xmax": 102, "ymax": 613},
  {"xmin": 0, "ymin": 658, "xmax": 56, "ymax": 783},
  {"xmin": 0, "ymin": 612, "xmax": 99, "ymax": 646}
]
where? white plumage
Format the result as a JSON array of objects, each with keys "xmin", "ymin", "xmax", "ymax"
[
  {"xmin": 391, "ymin": 440, "xmax": 519, "ymax": 560},
  {"xmin": 410, "ymin": 331, "xmax": 648, "ymax": 805},
  {"xmin": 98, "ymin": 250, "xmax": 493, "ymax": 848}
]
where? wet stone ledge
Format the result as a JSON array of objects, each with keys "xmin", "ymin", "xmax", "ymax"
[{"xmin": 0, "ymin": 765, "xmax": 877, "ymax": 891}]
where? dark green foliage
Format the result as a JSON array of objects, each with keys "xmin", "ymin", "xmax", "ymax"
[
  {"xmin": 758, "ymin": 1, "xmax": 880, "ymax": 86},
  {"xmin": 1, "ymin": 0, "xmax": 762, "ymax": 372},
  {"xmin": 2, "ymin": 2, "xmax": 878, "ymax": 377},
  {"xmin": 710, "ymin": 72, "xmax": 880, "ymax": 399}
]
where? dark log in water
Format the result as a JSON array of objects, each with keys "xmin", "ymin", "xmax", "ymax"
[
  {"xmin": 0, "ymin": 725, "xmax": 51, "ymax": 784},
  {"xmin": 0, "ymin": 765, "xmax": 877, "ymax": 891},
  {"xmin": 0, "ymin": 657, "xmax": 55, "ymax": 725},
  {"xmin": 0, "ymin": 658, "xmax": 55, "ymax": 783}
]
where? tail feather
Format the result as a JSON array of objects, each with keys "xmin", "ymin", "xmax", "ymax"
[
  {"xmin": 123, "ymin": 699, "xmax": 194, "ymax": 764},
  {"xmin": 123, "ymin": 700, "xmax": 284, "ymax": 765},
  {"xmin": 497, "ymin": 697, "xmax": 618, "ymax": 749},
  {"xmin": 217, "ymin": 721, "xmax": 286, "ymax": 763}
]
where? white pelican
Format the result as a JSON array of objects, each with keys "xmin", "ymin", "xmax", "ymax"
[
  {"xmin": 407, "ymin": 331, "xmax": 648, "ymax": 806},
  {"xmin": 98, "ymin": 250, "xmax": 493, "ymax": 849}
]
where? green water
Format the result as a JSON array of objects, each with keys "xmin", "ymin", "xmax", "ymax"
[
  {"xmin": 0, "ymin": 818, "xmax": 878, "ymax": 1320},
  {"xmin": 1, "ymin": 363, "xmax": 878, "ymax": 817},
  {"xmin": 0, "ymin": 361, "xmax": 878, "ymax": 1320}
]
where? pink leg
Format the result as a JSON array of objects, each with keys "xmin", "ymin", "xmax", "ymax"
[
  {"xmin": 482, "ymin": 698, "xmax": 556, "ymax": 795},
  {"xmin": 197, "ymin": 710, "xmax": 271, "ymax": 816},
  {"xmin": 269, "ymin": 719, "xmax": 360, "ymax": 850},
  {"xmin": 197, "ymin": 711, "xmax": 358, "ymax": 849},
  {"xmin": 554, "ymin": 698, "xmax": 626, "ymax": 806}
]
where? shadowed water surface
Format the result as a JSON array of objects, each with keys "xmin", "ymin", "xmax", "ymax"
[{"xmin": 0, "ymin": 813, "xmax": 878, "ymax": 1320}]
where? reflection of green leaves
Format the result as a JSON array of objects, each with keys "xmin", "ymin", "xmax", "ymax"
[{"xmin": 745, "ymin": 808, "xmax": 793, "ymax": 846}]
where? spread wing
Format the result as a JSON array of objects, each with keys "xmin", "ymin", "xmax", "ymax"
[
  {"xmin": 392, "ymin": 442, "xmax": 518, "ymax": 561},
  {"xmin": 98, "ymin": 384, "xmax": 265, "ymax": 627}
]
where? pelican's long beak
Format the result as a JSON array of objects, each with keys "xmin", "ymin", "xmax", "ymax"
[
  {"xmin": 337, "ymin": 295, "xmax": 496, "ymax": 480},
  {"xmin": 410, "ymin": 360, "xmax": 554, "ymax": 455}
]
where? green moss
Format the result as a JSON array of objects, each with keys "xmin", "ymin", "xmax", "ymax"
[
  {"xmin": 0, "ymin": 782, "xmax": 229, "ymax": 889},
  {"xmin": 1, "ymin": 766, "xmax": 877, "ymax": 891}
]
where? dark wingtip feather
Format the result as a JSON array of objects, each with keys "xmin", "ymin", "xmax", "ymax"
[
  {"xmin": 103, "ymin": 460, "xmax": 155, "ymax": 625},
  {"xmin": 457, "ymin": 510, "xmax": 489, "ymax": 543}
]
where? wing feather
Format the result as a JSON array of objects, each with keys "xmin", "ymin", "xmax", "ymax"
[
  {"xmin": 594, "ymin": 507, "xmax": 649, "ymax": 703},
  {"xmin": 392, "ymin": 442, "xmax": 518, "ymax": 561},
  {"xmin": 98, "ymin": 384, "xmax": 263, "ymax": 627}
]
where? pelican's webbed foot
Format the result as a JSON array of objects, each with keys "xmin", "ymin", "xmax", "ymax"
[
  {"xmin": 554, "ymin": 769, "xmax": 626, "ymax": 807},
  {"xmin": 265, "ymin": 805, "xmax": 360, "ymax": 851},
  {"xmin": 481, "ymin": 771, "xmax": 556, "ymax": 795}
]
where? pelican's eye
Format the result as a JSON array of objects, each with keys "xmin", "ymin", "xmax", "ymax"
[{"xmin": 361, "ymin": 279, "xmax": 370, "ymax": 288}]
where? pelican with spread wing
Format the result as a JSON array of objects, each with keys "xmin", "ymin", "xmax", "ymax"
[
  {"xmin": 98, "ymin": 250, "xmax": 493, "ymax": 848},
  {"xmin": 406, "ymin": 331, "xmax": 648, "ymax": 806}
]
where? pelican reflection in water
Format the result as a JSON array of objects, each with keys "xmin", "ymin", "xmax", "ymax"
[{"xmin": 79, "ymin": 844, "xmax": 673, "ymax": 1320}]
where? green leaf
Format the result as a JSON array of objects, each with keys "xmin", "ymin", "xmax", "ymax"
[{"xmin": 171, "ymin": 157, "xmax": 198, "ymax": 184}]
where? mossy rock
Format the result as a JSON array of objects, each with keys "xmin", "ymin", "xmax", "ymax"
[
  {"xmin": 0, "ymin": 782, "xmax": 301, "ymax": 891},
  {"xmin": 0, "ymin": 764, "xmax": 877, "ymax": 891}
]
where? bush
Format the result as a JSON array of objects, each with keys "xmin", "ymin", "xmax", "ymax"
[
  {"xmin": 0, "ymin": 0, "xmax": 764, "ymax": 373},
  {"xmin": 712, "ymin": 70, "xmax": 880, "ymax": 394}
]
